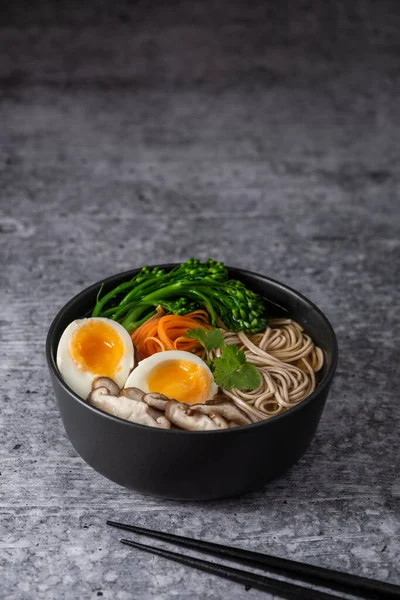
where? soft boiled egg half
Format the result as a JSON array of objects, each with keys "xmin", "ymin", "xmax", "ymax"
[
  {"xmin": 56, "ymin": 317, "xmax": 135, "ymax": 399},
  {"xmin": 124, "ymin": 350, "xmax": 218, "ymax": 405}
]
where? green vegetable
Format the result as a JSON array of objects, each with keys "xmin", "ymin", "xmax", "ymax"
[
  {"xmin": 186, "ymin": 327, "xmax": 224, "ymax": 353},
  {"xmin": 213, "ymin": 345, "xmax": 262, "ymax": 391},
  {"xmin": 187, "ymin": 327, "xmax": 262, "ymax": 391},
  {"xmin": 92, "ymin": 258, "xmax": 267, "ymax": 334}
]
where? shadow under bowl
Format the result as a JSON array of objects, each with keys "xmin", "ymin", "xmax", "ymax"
[{"xmin": 46, "ymin": 265, "xmax": 338, "ymax": 500}]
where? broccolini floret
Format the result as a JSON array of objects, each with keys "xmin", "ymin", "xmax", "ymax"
[{"xmin": 92, "ymin": 259, "xmax": 267, "ymax": 333}]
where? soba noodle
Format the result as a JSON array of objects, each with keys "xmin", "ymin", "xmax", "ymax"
[{"xmin": 210, "ymin": 319, "xmax": 324, "ymax": 423}]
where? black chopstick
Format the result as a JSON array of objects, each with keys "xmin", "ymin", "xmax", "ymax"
[
  {"xmin": 120, "ymin": 538, "xmax": 338, "ymax": 600},
  {"xmin": 108, "ymin": 520, "xmax": 400, "ymax": 600}
]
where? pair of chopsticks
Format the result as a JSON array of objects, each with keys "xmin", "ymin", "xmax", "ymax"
[{"xmin": 107, "ymin": 520, "xmax": 399, "ymax": 600}]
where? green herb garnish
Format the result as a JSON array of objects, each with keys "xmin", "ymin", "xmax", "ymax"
[
  {"xmin": 187, "ymin": 328, "xmax": 261, "ymax": 391},
  {"xmin": 186, "ymin": 327, "xmax": 224, "ymax": 353},
  {"xmin": 213, "ymin": 344, "xmax": 261, "ymax": 391}
]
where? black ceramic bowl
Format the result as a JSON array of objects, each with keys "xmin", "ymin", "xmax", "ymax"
[{"xmin": 46, "ymin": 265, "xmax": 338, "ymax": 500}]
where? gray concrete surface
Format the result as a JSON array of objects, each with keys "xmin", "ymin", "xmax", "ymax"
[{"xmin": 1, "ymin": 1, "xmax": 399, "ymax": 598}]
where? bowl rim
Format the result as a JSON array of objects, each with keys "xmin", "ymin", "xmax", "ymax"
[{"xmin": 46, "ymin": 263, "xmax": 339, "ymax": 436}]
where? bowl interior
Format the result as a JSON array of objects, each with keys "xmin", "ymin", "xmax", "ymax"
[{"xmin": 47, "ymin": 264, "xmax": 338, "ymax": 421}]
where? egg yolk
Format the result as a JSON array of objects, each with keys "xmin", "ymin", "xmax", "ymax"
[
  {"xmin": 69, "ymin": 320, "xmax": 124, "ymax": 378},
  {"xmin": 147, "ymin": 360, "xmax": 210, "ymax": 404}
]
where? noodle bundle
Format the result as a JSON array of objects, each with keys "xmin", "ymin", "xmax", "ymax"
[{"xmin": 210, "ymin": 319, "xmax": 324, "ymax": 423}]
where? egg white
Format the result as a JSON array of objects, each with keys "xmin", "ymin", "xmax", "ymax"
[
  {"xmin": 124, "ymin": 350, "xmax": 218, "ymax": 403},
  {"xmin": 56, "ymin": 317, "xmax": 134, "ymax": 399}
]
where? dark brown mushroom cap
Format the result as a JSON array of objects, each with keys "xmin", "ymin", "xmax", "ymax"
[
  {"xmin": 142, "ymin": 392, "xmax": 170, "ymax": 411},
  {"xmin": 92, "ymin": 377, "xmax": 120, "ymax": 397},
  {"xmin": 120, "ymin": 387, "xmax": 145, "ymax": 402}
]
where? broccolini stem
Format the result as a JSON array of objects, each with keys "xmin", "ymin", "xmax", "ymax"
[
  {"xmin": 180, "ymin": 289, "xmax": 218, "ymax": 325},
  {"xmin": 105, "ymin": 300, "xmax": 146, "ymax": 321},
  {"xmin": 123, "ymin": 310, "xmax": 157, "ymax": 332},
  {"xmin": 92, "ymin": 280, "xmax": 137, "ymax": 316},
  {"xmin": 121, "ymin": 283, "xmax": 219, "ymax": 330},
  {"xmin": 116, "ymin": 271, "xmax": 173, "ymax": 307}
]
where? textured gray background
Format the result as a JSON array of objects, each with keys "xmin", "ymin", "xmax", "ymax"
[{"xmin": 1, "ymin": 1, "xmax": 399, "ymax": 599}]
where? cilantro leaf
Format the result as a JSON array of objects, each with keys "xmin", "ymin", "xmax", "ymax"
[
  {"xmin": 186, "ymin": 327, "xmax": 224, "ymax": 352},
  {"xmin": 187, "ymin": 329, "xmax": 260, "ymax": 391},
  {"xmin": 213, "ymin": 344, "xmax": 262, "ymax": 391}
]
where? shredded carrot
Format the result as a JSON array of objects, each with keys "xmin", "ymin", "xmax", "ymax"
[{"xmin": 131, "ymin": 307, "xmax": 211, "ymax": 359}]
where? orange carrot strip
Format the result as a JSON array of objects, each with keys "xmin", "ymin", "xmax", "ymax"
[{"xmin": 130, "ymin": 309, "xmax": 211, "ymax": 359}]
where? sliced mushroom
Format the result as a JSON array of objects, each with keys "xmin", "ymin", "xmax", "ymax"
[
  {"xmin": 120, "ymin": 387, "xmax": 145, "ymax": 402},
  {"xmin": 147, "ymin": 406, "xmax": 167, "ymax": 421},
  {"xmin": 126, "ymin": 402, "xmax": 170, "ymax": 429},
  {"xmin": 121, "ymin": 389, "xmax": 169, "ymax": 422},
  {"xmin": 205, "ymin": 394, "xmax": 232, "ymax": 405},
  {"xmin": 87, "ymin": 388, "xmax": 170, "ymax": 429},
  {"xmin": 143, "ymin": 392, "xmax": 170, "ymax": 411},
  {"xmin": 87, "ymin": 387, "xmax": 135, "ymax": 420},
  {"xmin": 92, "ymin": 377, "xmax": 120, "ymax": 397},
  {"xmin": 207, "ymin": 412, "xmax": 230, "ymax": 429},
  {"xmin": 194, "ymin": 402, "xmax": 251, "ymax": 427},
  {"xmin": 165, "ymin": 401, "xmax": 229, "ymax": 431},
  {"xmin": 87, "ymin": 386, "xmax": 111, "ymax": 400}
]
